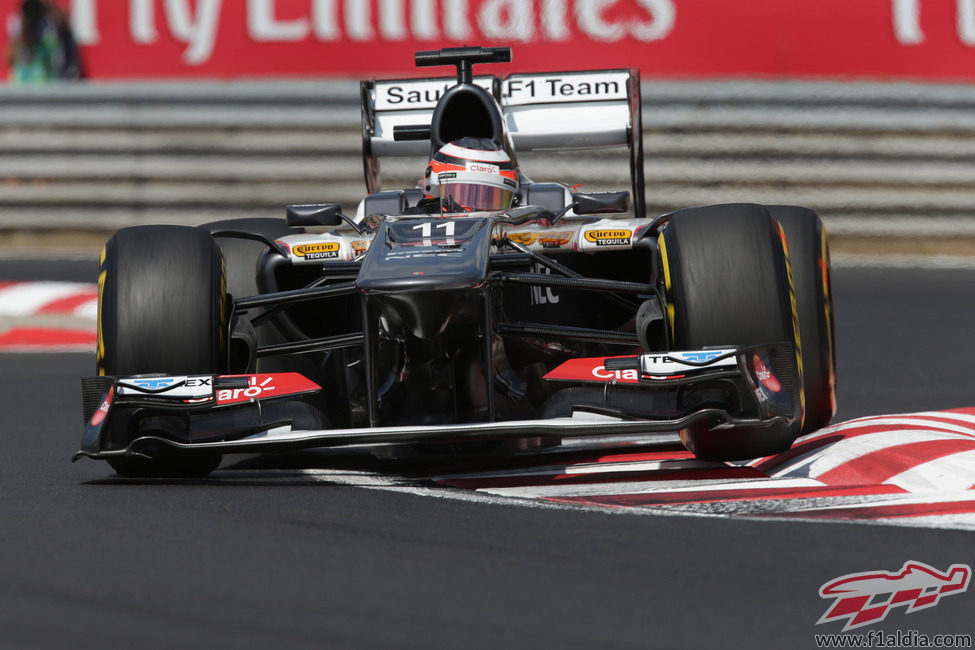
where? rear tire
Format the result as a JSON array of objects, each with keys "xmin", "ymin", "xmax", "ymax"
[
  {"xmin": 661, "ymin": 203, "xmax": 799, "ymax": 459},
  {"xmin": 768, "ymin": 205, "xmax": 836, "ymax": 434},
  {"xmin": 97, "ymin": 225, "xmax": 227, "ymax": 477}
]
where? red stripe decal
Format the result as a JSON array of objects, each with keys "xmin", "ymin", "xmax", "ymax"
[
  {"xmin": 543, "ymin": 357, "xmax": 640, "ymax": 384},
  {"xmin": 946, "ymin": 408, "xmax": 975, "ymax": 416},
  {"xmin": 0, "ymin": 328, "xmax": 96, "ymax": 349},
  {"xmin": 815, "ymin": 439, "xmax": 975, "ymax": 486},
  {"xmin": 37, "ymin": 291, "xmax": 98, "ymax": 314},
  {"xmin": 750, "ymin": 433, "xmax": 848, "ymax": 473},
  {"xmin": 215, "ymin": 373, "xmax": 321, "ymax": 405},
  {"xmin": 752, "ymin": 419, "xmax": 975, "ymax": 473}
]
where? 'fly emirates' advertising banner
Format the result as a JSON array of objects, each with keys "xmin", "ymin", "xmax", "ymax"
[{"xmin": 4, "ymin": 0, "xmax": 975, "ymax": 80}]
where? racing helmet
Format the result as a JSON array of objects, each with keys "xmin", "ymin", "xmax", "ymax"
[{"xmin": 424, "ymin": 138, "xmax": 519, "ymax": 212}]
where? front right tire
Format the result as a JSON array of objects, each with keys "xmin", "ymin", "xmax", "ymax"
[{"xmin": 660, "ymin": 203, "xmax": 800, "ymax": 459}]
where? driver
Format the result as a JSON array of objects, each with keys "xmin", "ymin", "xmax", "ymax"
[{"xmin": 423, "ymin": 137, "xmax": 519, "ymax": 213}]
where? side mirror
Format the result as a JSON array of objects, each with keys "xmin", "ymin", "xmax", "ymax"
[
  {"xmin": 571, "ymin": 191, "xmax": 630, "ymax": 215},
  {"xmin": 286, "ymin": 203, "xmax": 344, "ymax": 227}
]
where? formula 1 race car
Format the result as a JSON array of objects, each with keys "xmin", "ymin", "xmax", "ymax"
[{"xmin": 76, "ymin": 46, "xmax": 835, "ymax": 477}]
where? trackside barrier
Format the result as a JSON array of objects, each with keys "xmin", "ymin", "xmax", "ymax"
[{"xmin": 3, "ymin": 80, "xmax": 975, "ymax": 236}]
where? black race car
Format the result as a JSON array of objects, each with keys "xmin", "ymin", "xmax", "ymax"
[{"xmin": 76, "ymin": 46, "xmax": 835, "ymax": 477}]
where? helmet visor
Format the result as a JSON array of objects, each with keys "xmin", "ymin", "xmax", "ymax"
[{"xmin": 441, "ymin": 182, "xmax": 515, "ymax": 212}]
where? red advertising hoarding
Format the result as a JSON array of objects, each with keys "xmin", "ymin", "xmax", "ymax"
[{"xmin": 4, "ymin": 0, "xmax": 975, "ymax": 81}]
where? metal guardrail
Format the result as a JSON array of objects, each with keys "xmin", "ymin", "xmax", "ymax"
[{"xmin": 3, "ymin": 79, "xmax": 975, "ymax": 235}]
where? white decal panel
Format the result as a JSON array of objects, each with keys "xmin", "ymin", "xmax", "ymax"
[
  {"xmin": 278, "ymin": 233, "xmax": 374, "ymax": 265},
  {"xmin": 117, "ymin": 376, "xmax": 214, "ymax": 399},
  {"xmin": 641, "ymin": 349, "xmax": 738, "ymax": 376},
  {"xmin": 373, "ymin": 72, "xmax": 627, "ymax": 111},
  {"xmin": 501, "ymin": 72, "xmax": 631, "ymax": 106},
  {"xmin": 374, "ymin": 77, "xmax": 495, "ymax": 111},
  {"xmin": 580, "ymin": 226, "xmax": 634, "ymax": 250}
]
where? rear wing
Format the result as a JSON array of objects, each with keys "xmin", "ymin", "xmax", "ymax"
[{"xmin": 360, "ymin": 68, "xmax": 646, "ymax": 218}]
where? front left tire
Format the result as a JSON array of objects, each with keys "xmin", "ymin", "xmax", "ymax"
[{"xmin": 97, "ymin": 225, "xmax": 227, "ymax": 477}]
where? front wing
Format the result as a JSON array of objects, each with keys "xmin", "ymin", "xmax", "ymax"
[{"xmin": 75, "ymin": 343, "xmax": 799, "ymax": 463}]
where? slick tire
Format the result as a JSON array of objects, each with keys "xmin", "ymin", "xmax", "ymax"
[
  {"xmin": 661, "ymin": 203, "xmax": 799, "ymax": 460},
  {"xmin": 97, "ymin": 225, "xmax": 227, "ymax": 478},
  {"xmin": 768, "ymin": 205, "xmax": 837, "ymax": 434}
]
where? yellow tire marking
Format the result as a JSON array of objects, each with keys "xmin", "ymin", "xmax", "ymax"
[
  {"xmin": 779, "ymin": 223, "xmax": 805, "ymax": 430},
  {"xmin": 96, "ymin": 246, "xmax": 107, "ymax": 375},
  {"xmin": 821, "ymin": 225, "xmax": 837, "ymax": 418},
  {"xmin": 658, "ymin": 232, "xmax": 672, "ymax": 291},
  {"xmin": 657, "ymin": 232, "xmax": 675, "ymax": 342}
]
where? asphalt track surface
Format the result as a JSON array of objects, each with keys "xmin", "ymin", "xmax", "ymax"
[{"xmin": 2, "ymin": 259, "xmax": 974, "ymax": 649}]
